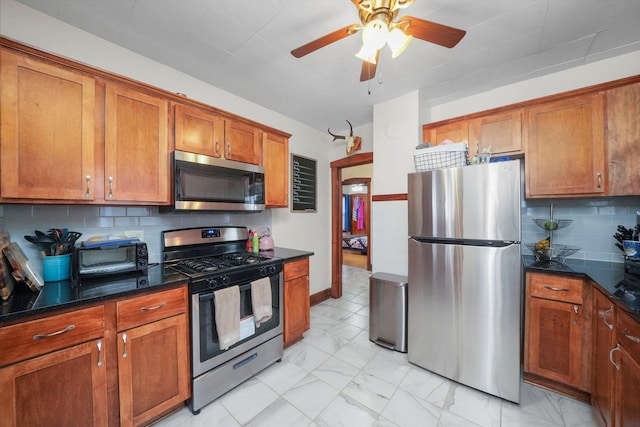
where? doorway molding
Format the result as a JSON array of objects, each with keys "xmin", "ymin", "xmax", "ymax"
[
  {"xmin": 330, "ymin": 152, "xmax": 373, "ymax": 299},
  {"xmin": 342, "ymin": 177, "xmax": 372, "ymax": 272}
]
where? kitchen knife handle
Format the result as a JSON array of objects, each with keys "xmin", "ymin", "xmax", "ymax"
[
  {"xmin": 108, "ymin": 176, "xmax": 113, "ymax": 198},
  {"xmin": 543, "ymin": 285, "xmax": 569, "ymax": 292},
  {"xmin": 610, "ymin": 344, "xmax": 620, "ymax": 370},
  {"xmin": 122, "ymin": 333, "xmax": 127, "ymax": 358},
  {"xmin": 97, "ymin": 340, "xmax": 103, "ymax": 367},
  {"xmin": 85, "ymin": 175, "xmax": 91, "ymax": 197},
  {"xmin": 622, "ymin": 328, "xmax": 640, "ymax": 344},
  {"xmin": 32, "ymin": 324, "xmax": 75, "ymax": 340},
  {"xmin": 603, "ymin": 307, "xmax": 614, "ymax": 330}
]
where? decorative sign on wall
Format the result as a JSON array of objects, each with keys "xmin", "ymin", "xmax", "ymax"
[{"xmin": 291, "ymin": 154, "xmax": 317, "ymax": 212}]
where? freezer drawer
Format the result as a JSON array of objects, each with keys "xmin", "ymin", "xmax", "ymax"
[
  {"xmin": 407, "ymin": 238, "xmax": 522, "ymax": 403},
  {"xmin": 369, "ymin": 272, "xmax": 408, "ymax": 353}
]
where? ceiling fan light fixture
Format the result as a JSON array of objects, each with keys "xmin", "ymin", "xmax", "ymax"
[
  {"xmin": 388, "ymin": 27, "xmax": 412, "ymax": 58},
  {"xmin": 355, "ymin": 43, "xmax": 379, "ymax": 64},
  {"xmin": 362, "ymin": 18, "xmax": 389, "ymax": 49}
]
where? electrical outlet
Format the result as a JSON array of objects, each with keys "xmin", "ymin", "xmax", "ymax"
[{"xmin": 125, "ymin": 230, "xmax": 144, "ymax": 241}]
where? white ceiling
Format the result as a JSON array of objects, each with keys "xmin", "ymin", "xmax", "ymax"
[{"xmin": 14, "ymin": 0, "xmax": 640, "ymax": 132}]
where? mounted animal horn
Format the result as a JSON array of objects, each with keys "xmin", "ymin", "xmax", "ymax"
[
  {"xmin": 328, "ymin": 120, "xmax": 361, "ymax": 155},
  {"xmin": 327, "ymin": 120, "xmax": 354, "ymax": 142}
]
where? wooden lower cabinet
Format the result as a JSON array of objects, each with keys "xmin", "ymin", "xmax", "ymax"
[
  {"xmin": 612, "ymin": 309, "xmax": 640, "ymax": 427},
  {"xmin": 524, "ymin": 272, "xmax": 591, "ymax": 400},
  {"xmin": 283, "ymin": 257, "xmax": 310, "ymax": 347},
  {"xmin": 592, "ymin": 288, "xmax": 615, "ymax": 427},
  {"xmin": 117, "ymin": 314, "xmax": 189, "ymax": 427},
  {"xmin": 0, "ymin": 339, "xmax": 108, "ymax": 427},
  {"xmin": 0, "ymin": 285, "xmax": 189, "ymax": 427}
]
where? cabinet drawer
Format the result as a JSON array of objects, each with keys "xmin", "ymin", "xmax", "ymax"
[
  {"xmin": 117, "ymin": 286, "xmax": 187, "ymax": 331},
  {"xmin": 529, "ymin": 274, "xmax": 583, "ymax": 304},
  {"xmin": 617, "ymin": 310, "xmax": 640, "ymax": 366},
  {"xmin": 284, "ymin": 258, "xmax": 309, "ymax": 281},
  {"xmin": 0, "ymin": 305, "xmax": 104, "ymax": 367}
]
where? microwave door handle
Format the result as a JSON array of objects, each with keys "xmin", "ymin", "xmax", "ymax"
[{"xmin": 176, "ymin": 172, "xmax": 182, "ymax": 199}]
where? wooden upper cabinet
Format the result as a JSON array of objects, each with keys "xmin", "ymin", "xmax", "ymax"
[
  {"xmin": 224, "ymin": 119, "xmax": 261, "ymax": 164},
  {"xmin": 0, "ymin": 49, "xmax": 96, "ymax": 201},
  {"xmin": 525, "ymin": 93, "xmax": 606, "ymax": 198},
  {"xmin": 104, "ymin": 83, "xmax": 170, "ymax": 203},
  {"xmin": 607, "ymin": 82, "xmax": 640, "ymax": 196},
  {"xmin": 174, "ymin": 103, "xmax": 224, "ymax": 158},
  {"xmin": 423, "ymin": 121, "xmax": 468, "ymax": 146},
  {"xmin": 263, "ymin": 132, "xmax": 289, "ymax": 207},
  {"xmin": 468, "ymin": 110, "xmax": 523, "ymax": 157}
]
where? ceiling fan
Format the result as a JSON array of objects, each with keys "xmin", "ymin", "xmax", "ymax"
[{"xmin": 291, "ymin": 0, "xmax": 466, "ymax": 82}]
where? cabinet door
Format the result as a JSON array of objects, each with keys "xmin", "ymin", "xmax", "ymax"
[
  {"xmin": 105, "ymin": 83, "xmax": 169, "ymax": 203},
  {"xmin": 0, "ymin": 340, "xmax": 107, "ymax": 427},
  {"xmin": 526, "ymin": 297, "xmax": 583, "ymax": 387},
  {"xmin": 174, "ymin": 103, "xmax": 224, "ymax": 157},
  {"xmin": 423, "ymin": 121, "xmax": 468, "ymax": 146},
  {"xmin": 607, "ymin": 82, "xmax": 640, "ymax": 195},
  {"xmin": 263, "ymin": 132, "xmax": 289, "ymax": 207},
  {"xmin": 468, "ymin": 110, "xmax": 522, "ymax": 157},
  {"xmin": 117, "ymin": 314, "xmax": 189, "ymax": 427},
  {"xmin": 592, "ymin": 289, "xmax": 615, "ymax": 427},
  {"xmin": 224, "ymin": 120, "xmax": 261, "ymax": 164},
  {"xmin": 525, "ymin": 93, "xmax": 606, "ymax": 198},
  {"xmin": 0, "ymin": 49, "xmax": 96, "ymax": 201},
  {"xmin": 614, "ymin": 346, "xmax": 640, "ymax": 427},
  {"xmin": 283, "ymin": 275, "xmax": 310, "ymax": 347}
]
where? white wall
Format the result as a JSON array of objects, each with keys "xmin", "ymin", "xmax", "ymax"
[
  {"xmin": 369, "ymin": 91, "xmax": 421, "ymax": 276},
  {"xmin": 0, "ymin": 0, "xmax": 332, "ymax": 294}
]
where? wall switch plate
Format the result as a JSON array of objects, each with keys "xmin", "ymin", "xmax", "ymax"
[{"xmin": 125, "ymin": 230, "xmax": 144, "ymax": 241}]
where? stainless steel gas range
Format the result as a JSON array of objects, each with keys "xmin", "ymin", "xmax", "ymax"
[{"xmin": 162, "ymin": 226, "xmax": 283, "ymax": 414}]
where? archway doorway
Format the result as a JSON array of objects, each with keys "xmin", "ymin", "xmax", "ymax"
[{"xmin": 330, "ymin": 152, "xmax": 373, "ymax": 299}]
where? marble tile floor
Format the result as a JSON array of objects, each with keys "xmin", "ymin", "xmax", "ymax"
[{"xmin": 154, "ymin": 265, "xmax": 599, "ymax": 427}]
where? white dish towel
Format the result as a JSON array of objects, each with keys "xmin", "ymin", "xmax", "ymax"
[
  {"xmin": 251, "ymin": 277, "xmax": 272, "ymax": 327},
  {"xmin": 214, "ymin": 285, "xmax": 240, "ymax": 350}
]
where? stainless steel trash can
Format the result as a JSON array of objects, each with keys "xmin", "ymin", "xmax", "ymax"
[{"xmin": 369, "ymin": 272, "xmax": 408, "ymax": 353}]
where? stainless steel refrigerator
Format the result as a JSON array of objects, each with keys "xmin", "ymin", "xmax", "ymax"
[{"xmin": 407, "ymin": 159, "xmax": 522, "ymax": 403}]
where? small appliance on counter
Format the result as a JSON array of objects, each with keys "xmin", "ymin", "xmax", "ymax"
[{"xmin": 72, "ymin": 237, "xmax": 148, "ymax": 282}]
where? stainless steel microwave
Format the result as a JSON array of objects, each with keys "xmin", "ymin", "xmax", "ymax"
[{"xmin": 162, "ymin": 150, "xmax": 265, "ymax": 212}]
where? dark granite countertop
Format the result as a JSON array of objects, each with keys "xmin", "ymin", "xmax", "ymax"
[
  {"xmin": 523, "ymin": 255, "xmax": 639, "ymax": 322},
  {"xmin": 0, "ymin": 264, "xmax": 188, "ymax": 325},
  {"xmin": 0, "ymin": 247, "xmax": 314, "ymax": 325}
]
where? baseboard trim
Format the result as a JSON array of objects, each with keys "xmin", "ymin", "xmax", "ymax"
[{"xmin": 310, "ymin": 288, "xmax": 332, "ymax": 306}]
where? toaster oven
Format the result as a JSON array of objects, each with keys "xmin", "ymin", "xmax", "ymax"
[{"xmin": 73, "ymin": 241, "xmax": 148, "ymax": 279}]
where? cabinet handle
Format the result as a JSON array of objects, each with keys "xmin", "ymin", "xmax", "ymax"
[
  {"xmin": 97, "ymin": 340, "xmax": 103, "ymax": 367},
  {"xmin": 215, "ymin": 140, "xmax": 220, "ymax": 156},
  {"xmin": 140, "ymin": 301, "xmax": 167, "ymax": 312},
  {"xmin": 227, "ymin": 142, "xmax": 231, "ymax": 156},
  {"xmin": 32, "ymin": 324, "xmax": 75, "ymax": 340},
  {"xmin": 122, "ymin": 333, "xmax": 128, "ymax": 358},
  {"xmin": 108, "ymin": 176, "xmax": 113, "ymax": 198},
  {"xmin": 610, "ymin": 344, "xmax": 620, "ymax": 370},
  {"xmin": 543, "ymin": 285, "xmax": 569, "ymax": 292},
  {"xmin": 622, "ymin": 328, "xmax": 640, "ymax": 344},
  {"xmin": 603, "ymin": 307, "xmax": 614, "ymax": 330},
  {"xmin": 597, "ymin": 172, "xmax": 602, "ymax": 190},
  {"xmin": 573, "ymin": 304, "xmax": 579, "ymax": 325},
  {"xmin": 85, "ymin": 175, "xmax": 91, "ymax": 197}
]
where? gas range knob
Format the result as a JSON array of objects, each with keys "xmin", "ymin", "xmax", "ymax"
[
  {"xmin": 206, "ymin": 278, "xmax": 217, "ymax": 289},
  {"xmin": 220, "ymin": 276, "xmax": 230, "ymax": 286}
]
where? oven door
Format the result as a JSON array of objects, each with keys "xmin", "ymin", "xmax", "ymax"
[{"xmin": 191, "ymin": 272, "xmax": 282, "ymax": 377}]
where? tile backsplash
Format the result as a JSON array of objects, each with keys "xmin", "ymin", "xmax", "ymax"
[
  {"xmin": 522, "ymin": 196, "xmax": 640, "ymax": 263},
  {"xmin": 0, "ymin": 204, "xmax": 272, "ymax": 270}
]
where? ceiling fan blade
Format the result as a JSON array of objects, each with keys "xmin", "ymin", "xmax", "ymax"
[
  {"xmin": 359, "ymin": 51, "xmax": 380, "ymax": 82},
  {"xmin": 402, "ymin": 16, "xmax": 466, "ymax": 48},
  {"xmin": 291, "ymin": 24, "xmax": 360, "ymax": 58}
]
